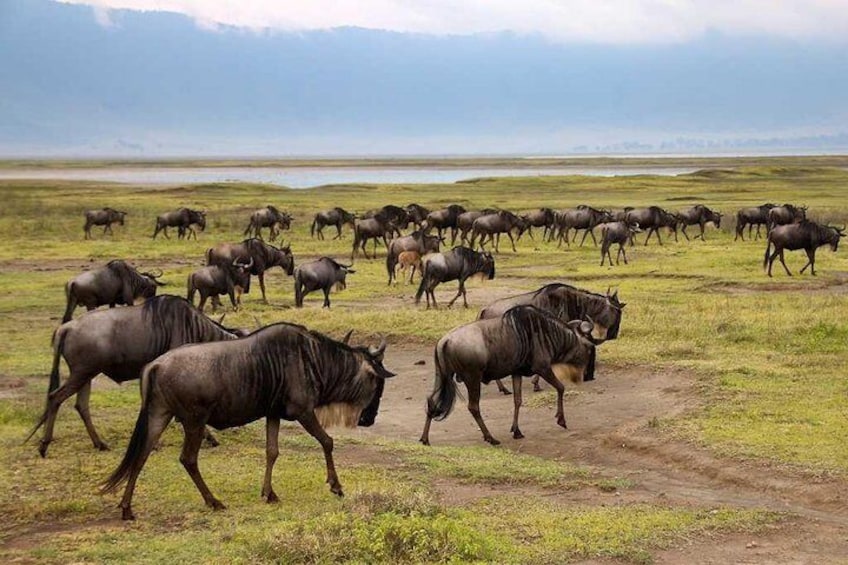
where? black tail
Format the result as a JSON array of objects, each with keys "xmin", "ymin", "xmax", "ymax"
[
  {"xmin": 583, "ymin": 345, "xmax": 597, "ymax": 382},
  {"xmin": 294, "ymin": 276, "xmax": 304, "ymax": 307},
  {"xmin": 101, "ymin": 365, "xmax": 156, "ymax": 493},
  {"xmin": 414, "ymin": 270, "xmax": 428, "ymax": 304},
  {"xmin": 23, "ymin": 328, "xmax": 69, "ymax": 444},
  {"xmin": 386, "ymin": 252, "xmax": 397, "ymax": 284},
  {"xmin": 426, "ymin": 340, "xmax": 457, "ymax": 421},
  {"xmin": 61, "ymin": 282, "xmax": 76, "ymax": 323}
]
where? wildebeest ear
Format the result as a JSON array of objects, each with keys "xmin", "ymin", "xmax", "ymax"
[{"xmin": 342, "ymin": 329, "xmax": 354, "ymax": 344}]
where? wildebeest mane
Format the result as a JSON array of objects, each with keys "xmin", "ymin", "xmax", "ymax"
[
  {"xmin": 141, "ymin": 295, "xmax": 239, "ymax": 346},
  {"xmin": 106, "ymin": 260, "xmax": 160, "ymax": 295},
  {"xmin": 502, "ymin": 305, "xmax": 581, "ymax": 374}
]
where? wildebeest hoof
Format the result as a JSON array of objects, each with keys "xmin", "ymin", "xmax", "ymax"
[
  {"xmin": 330, "ymin": 485, "xmax": 344, "ymax": 497},
  {"xmin": 485, "ymin": 436, "xmax": 501, "ymax": 446},
  {"xmin": 265, "ymin": 491, "xmax": 279, "ymax": 503},
  {"xmin": 121, "ymin": 507, "xmax": 136, "ymax": 521},
  {"xmin": 419, "ymin": 436, "xmax": 430, "ymax": 446},
  {"xmin": 512, "ymin": 429, "xmax": 524, "ymax": 439},
  {"xmin": 533, "ymin": 385, "xmax": 542, "ymax": 392},
  {"xmin": 557, "ymin": 418, "xmax": 568, "ymax": 429},
  {"xmin": 96, "ymin": 441, "xmax": 111, "ymax": 451},
  {"xmin": 209, "ymin": 499, "xmax": 227, "ymax": 511},
  {"xmin": 38, "ymin": 441, "xmax": 49, "ymax": 458}
]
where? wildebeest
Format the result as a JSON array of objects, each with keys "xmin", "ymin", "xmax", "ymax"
[
  {"xmin": 385, "ymin": 229, "xmax": 443, "ymax": 285},
  {"xmin": 456, "ymin": 209, "xmax": 499, "ymax": 244},
  {"xmin": 152, "ymin": 208, "xmax": 207, "ymax": 240},
  {"xmin": 363, "ymin": 205, "xmax": 410, "ymax": 236},
  {"xmin": 206, "ymin": 239, "xmax": 295, "ymax": 303},
  {"xmin": 763, "ymin": 220, "xmax": 844, "ymax": 277},
  {"xmin": 101, "ymin": 323, "xmax": 394, "ymax": 520},
  {"xmin": 187, "ymin": 258, "xmax": 253, "ymax": 312},
  {"xmin": 611, "ymin": 207, "xmax": 635, "ymax": 223},
  {"xmin": 554, "ymin": 206, "xmax": 611, "ymax": 247},
  {"xmin": 83, "ymin": 208, "xmax": 127, "ymax": 239},
  {"xmin": 351, "ymin": 217, "xmax": 396, "ymax": 260},
  {"xmin": 598, "ymin": 221, "xmax": 641, "ymax": 265},
  {"xmin": 767, "ymin": 204, "xmax": 807, "ymax": 230},
  {"xmin": 735, "ymin": 203, "xmax": 776, "ymax": 241},
  {"xmin": 310, "ymin": 207, "xmax": 356, "ymax": 240},
  {"xmin": 677, "ymin": 205, "xmax": 722, "ymax": 241},
  {"xmin": 62, "ymin": 260, "xmax": 165, "ymax": 323},
  {"xmin": 469, "ymin": 210, "xmax": 528, "ymax": 253},
  {"xmin": 520, "ymin": 208, "xmax": 556, "ymax": 241},
  {"xmin": 395, "ymin": 250, "xmax": 424, "ymax": 284},
  {"xmin": 294, "ymin": 257, "xmax": 355, "ymax": 308},
  {"xmin": 405, "ymin": 203, "xmax": 430, "ymax": 229},
  {"xmin": 28, "ymin": 296, "xmax": 246, "ymax": 457},
  {"xmin": 625, "ymin": 206, "xmax": 678, "ymax": 245},
  {"xmin": 419, "ymin": 305, "xmax": 597, "ymax": 446},
  {"xmin": 424, "ymin": 204, "xmax": 467, "ymax": 245},
  {"xmin": 414, "ymin": 246, "xmax": 495, "ymax": 309},
  {"xmin": 244, "ymin": 206, "xmax": 291, "ymax": 240}
]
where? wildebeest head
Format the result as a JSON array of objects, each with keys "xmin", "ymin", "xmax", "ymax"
[
  {"xmin": 271, "ymin": 242, "xmax": 295, "ymax": 275},
  {"xmin": 826, "ymin": 225, "xmax": 845, "ymax": 251},
  {"xmin": 566, "ymin": 318, "xmax": 599, "ymax": 381},
  {"xmin": 192, "ymin": 210, "xmax": 207, "ymax": 232},
  {"xmin": 354, "ymin": 336, "xmax": 396, "ymax": 427},
  {"xmin": 480, "ymin": 251, "xmax": 496, "ymax": 280},
  {"xmin": 138, "ymin": 268, "xmax": 166, "ymax": 298},
  {"xmin": 605, "ymin": 288, "xmax": 626, "ymax": 339},
  {"xmin": 334, "ymin": 262, "xmax": 356, "ymax": 291}
]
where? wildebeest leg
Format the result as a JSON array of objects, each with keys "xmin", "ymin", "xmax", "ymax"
[
  {"xmin": 495, "ymin": 379, "xmax": 512, "ymax": 395},
  {"xmin": 620, "ymin": 243, "xmax": 628, "ymax": 265},
  {"xmin": 198, "ymin": 295, "xmax": 208, "ymax": 313},
  {"xmin": 297, "ymin": 411, "xmax": 344, "ymax": 496},
  {"xmin": 322, "ymin": 287, "xmax": 331, "ymax": 308},
  {"xmin": 680, "ymin": 225, "xmax": 690, "ymax": 241},
  {"xmin": 163, "ymin": 226, "xmax": 170, "ymax": 239},
  {"xmin": 203, "ymin": 427, "xmax": 219, "ymax": 447},
  {"xmin": 698, "ymin": 222, "xmax": 706, "ymax": 240},
  {"xmin": 510, "ymin": 375, "xmax": 524, "ymax": 439},
  {"xmin": 507, "ymin": 231, "xmax": 517, "ymax": 252},
  {"xmin": 38, "ymin": 374, "xmax": 92, "ymax": 457},
  {"xmin": 450, "ymin": 227, "xmax": 458, "ymax": 246},
  {"xmin": 447, "ymin": 280, "xmax": 466, "ymax": 308},
  {"xmin": 228, "ymin": 289, "xmax": 238, "ymax": 311},
  {"xmin": 117, "ymin": 406, "xmax": 173, "ymax": 520},
  {"xmin": 766, "ymin": 248, "xmax": 780, "ymax": 277},
  {"xmin": 333, "ymin": 224, "xmax": 342, "ymax": 240},
  {"xmin": 754, "ymin": 224, "xmax": 760, "ymax": 240},
  {"xmin": 799, "ymin": 248, "xmax": 816, "ymax": 275},
  {"xmin": 261, "ymin": 417, "xmax": 280, "ymax": 503},
  {"xmin": 258, "ymin": 273, "xmax": 268, "ymax": 303},
  {"xmin": 579, "ymin": 229, "xmax": 591, "ymax": 247},
  {"xmin": 537, "ymin": 369, "xmax": 568, "ymax": 429},
  {"xmin": 180, "ymin": 423, "xmax": 226, "ymax": 510},
  {"xmin": 531, "ymin": 375, "xmax": 542, "ymax": 392},
  {"xmin": 778, "ymin": 249, "xmax": 792, "ymax": 276},
  {"xmin": 494, "ymin": 232, "xmax": 501, "ymax": 253},
  {"xmin": 467, "ymin": 377, "xmax": 499, "ymax": 445},
  {"xmin": 74, "ymin": 381, "xmax": 109, "ymax": 451}
]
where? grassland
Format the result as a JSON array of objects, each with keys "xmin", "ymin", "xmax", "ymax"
[{"xmin": 1, "ymin": 163, "xmax": 847, "ymax": 562}]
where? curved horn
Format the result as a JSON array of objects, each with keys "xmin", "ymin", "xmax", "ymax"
[
  {"xmin": 342, "ymin": 329, "xmax": 354, "ymax": 344},
  {"xmin": 147, "ymin": 268, "xmax": 163, "ymax": 279},
  {"xmin": 217, "ymin": 313, "xmax": 226, "ymax": 324},
  {"xmin": 253, "ymin": 316, "xmax": 263, "ymax": 329},
  {"xmin": 369, "ymin": 335, "xmax": 387, "ymax": 357}
]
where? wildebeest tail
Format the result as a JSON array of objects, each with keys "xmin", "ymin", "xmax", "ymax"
[
  {"xmin": 101, "ymin": 364, "xmax": 156, "ymax": 494},
  {"xmin": 426, "ymin": 339, "xmax": 457, "ymax": 421},
  {"xmin": 23, "ymin": 327, "xmax": 69, "ymax": 444},
  {"xmin": 584, "ymin": 344, "xmax": 597, "ymax": 382},
  {"xmin": 61, "ymin": 282, "xmax": 76, "ymax": 323},
  {"xmin": 386, "ymin": 251, "xmax": 397, "ymax": 283},
  {"xmin": 414, "ymin": 269, "xmax": 428, "ymax": 304}
]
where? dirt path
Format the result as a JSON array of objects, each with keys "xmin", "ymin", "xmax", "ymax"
[{"xmin": 355, "ymin": 345, "xmax": 848, "ymax": 564}]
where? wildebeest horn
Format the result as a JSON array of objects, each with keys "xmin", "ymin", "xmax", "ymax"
[
  {"xmin": 146, "ymin": 268, "xmax": 163, "ymax": 279},
  {"xmin": 342, "ymin": 329, "xmax": 354, "ymax": 344},
  {"xmin": 217, "ymin": 313, "xmax": 226, "ymax": 324},
  {"xmin": 369, "ymin": 335, "xmax": 387, "ymax": 357},
  {"xmin": 253, "ymin": 316, "xmax": 263, "ymax": 329}
]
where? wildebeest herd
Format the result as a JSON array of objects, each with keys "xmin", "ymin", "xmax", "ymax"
[{"xmin": 25, "ymin": 200, "xmax": 843, "ymax": 520}]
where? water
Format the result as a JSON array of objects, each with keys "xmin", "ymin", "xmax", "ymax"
[{"xmin": 0, "ymin": 165, "xmax": 697, "ymax": 188}]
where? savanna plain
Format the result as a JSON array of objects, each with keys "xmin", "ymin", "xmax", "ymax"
[{"xmin": 1, "ymin": 161, "xmax": 847, "ymax": 563}]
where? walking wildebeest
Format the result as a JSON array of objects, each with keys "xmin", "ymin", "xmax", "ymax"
[
  {"xmin": 469, "ymin": 210, "xmax": 528, "ymax": 253},
  {"xmin": 187, "ymin": 258, "xmax": 253, "ymax": 312},
  {"xmin": 351, "ymin": 217, "xmax": 396, "ymax": 260},
  {"xmin": 555, "ymin": 206, "xmax": 611, "ymax": 247},
  {"xmin": 363, "ymin": 205, "xmax": 410, "ymax": 236},
  {"xmin": 414, "ymin": 246, "xmax": 495, "ymax": 309},
  {"xmin": 612, "ymin": 207, "xmax": 635, "ymax": 223},
  {"xmin": 767, "ymin": 204, "xmax": 807, "ymax": 230},
  {"xmin": 395, "ymin": 250, "xmax": 424, "ymax": 284},
  {"xmin": 520, "ymin": 208, "xmax": 556, "ymax": 241},
  {"xmin": 62, "ymin": 260, "xmax": 165, "ymax": 323},
  {"xmin": 625, "ymin": 206, "xmax": 678, "ymax": 245},
  {"xmin": 206, "ymin": 239, "xmax": 294, "ymax": 303},
  {"xmin": 763, "ymin": 220, "xmax": 844, "ymax": 277},
  {"xmin": 244, "ymin": 206, "xmax": 291, "ymax": 240},
  {"xmin": 310, "ymin": 207, "xmax": 356, "ymax": 240},
  {"xmin": 152, "ymin": 208, "xmax": 207, "ymax": 240},
  {"xmin": 294, "ymin": 257, "xmax": 355, "ymax": 308},
  {"xmin": 735, "ymin": 203, "xmax": 776, "ymax": 241},
  {"xmin": 599, "ymin": 221, "xmax": 642, "ymax": 265},
  {"xmin": 28, "ymin": 296, "xmax": 247, "ymax": 457},
  {"xmin": 84, "ymin": 208, "xmax": 127, "ymax": 239},
  {"xmin": 405, "ymin": 203, "xmax": 430, "ymax": 229},
  {"xmin": 424, "ymin": 204, "xmax": 467, "ymax": 245},
  {"xmin": 101, "ymin": 323, "xmax": 394, "ymax": 520},
  {"xmin": 385, "ymin": 229, "xmax": 442, "ymax": 285},
  {"xmin": 678, "ymin": 205, "xmax": 722, "ymax": 241},
  {"xmin": 419, "ymin": 305, "xmax": 597, "ymax": 446},
  {"xmin": 456, "ymin": 209, "xmax": 499, "ymax": 244}
]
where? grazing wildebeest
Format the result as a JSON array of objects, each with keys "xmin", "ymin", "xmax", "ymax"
[
  {"xmin": 735, "ymin": 203, "xmax": 776, "ymax": 241},
  {"xmin": 363, "ymin": 205, "xmax": 410, "ymax": 236},
  {"xmin": 414, "ymin": 246, "xmax": 495, "ymax": 309},
  {"xmin": 469, "ymin": 210, "xmax": 528, "ymax": 253},
  {"xmin": 101, "ymin": 323, "xmax": 394, "ymax": 520},
  {"xmin": 28, "ymin": 296, "xmax": 246, "ymax": 457},
  {"xmin": 625, "ymin": 206, "xmax": 678, "ymax": 245},
  {"xmin": 678, "ymin": 205, "xmax": 722, "ymax": 241},
  {"xmin": 83, "ymin": 208, "xmax": 127, "ymax": 239},
  {"xmin": 763, "ymin": 221, "xmax": 844, "ymax": 277},
  {"xmin": 310, "ymin": 207, "xmax": 356, "ymax": 240},
  {"xmin": 244, "ymin": 206, "xmax": 291, "ymax": 240},
  {"xmin": 294, "ymin": 257, "xmax": 355, "ymax": 308},
  {"xmin": 767, "ymin": 204, "xmax": 807, "ymax": 230},
  {"xmin": 62, "ymin": 260, "xmax": 164, "ymax": 323},
  {"xmin": 456, "ymin": 209, "xmax": 499, "ymax": 244},
  {"xmin": 555, "ymin": 206, "xmax": 612, "ymax": 247},
  {"xmin": 520, "ymin": 208, "xmax": 556, "ymax": 241},
  {"xmin": 419, "ymin": 305, "xmax": 597, "ymax": 446},
  {"xmin": 424, "ymin": 204, "xmax": 467, "ymax": 245},
  {"xmin": 187, "ymin": 258, "xmax": 253, "ymax": 312},
  {"xmin": 351, "ymin": 217, "xmax": 396, "ymax": 260},
  {"xmin": 152, "ymin": 208, "xmax": 206, "ymax": 240},
  {"xmin": 599, "ymin": 221, "xmax": 641, "ymax": 265},
  {"xmin": 395, "ymin": 250, "xmax": 424, "ymax": 284},
  {"xmin": 206, "ymin": 239, "xmax": 294, "ymax": 303},
  {"xmin": 385, "ymin": 230, "xmax": 442, "ymax": 285},
  {"xmin": 405, "ymin": 203, "xmax": 430, "ymax": 229}
]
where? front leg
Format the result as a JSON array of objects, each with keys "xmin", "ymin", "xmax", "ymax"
[
  {"xmin": 262, "ymin": 417, "xmax": 281, "ymax": 503},
  {"xmin": 297, "ymin": 411, "xmax": 343, "ymax": 496},
  {"xmin": 536, "ymin": 368, "xmax": 567, "ymax": 428},
  {"xmin": 259, "ymin": 273, "xmax": 268, "ymax": 303}
]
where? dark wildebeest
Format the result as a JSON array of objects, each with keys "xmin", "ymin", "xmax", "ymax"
[
  {"xmin": 244, "ymin": 206, "xmax": 291, "ymax": 241},
  {"xmin": 187, "ymin": 258, "xmax": 253, "ymax": 312},
  {"xmin": 763, "ymin": 221, "xmax": 844, "ymax": 277},
  {"xmin": 424, "ymin": 204, "xmax": 467, "ymax": 245},
  {"xmin": 101, "ymin": 323, "xmax": 394, "ymax": 520},
  {"xmin": 612, "ymin": 207, "xmax": 635, "ymax": 222},
  {"xmin": 385, "ymin": 229, "xmax": 443, "ymax": 285},
  {"xmin": 677, "ymin": 205, "xmax": 722, "ymax": 241},
  {"xmin": 419, "ymin": 305, "xmax": 597, "ymax": 446},
  {"xmin": 363, "ymin": 205, "xmax": 410, "ymax": 236},
  {"xmin": 555, "ymin": 206, "xmax": 612, "ymax": 247},
  {"xmin": 734, "ymin": 203, "xmax": 776, "ymax": 241},
  {"xmin": 28, "ymin": 296, "xmax": 247, "ymax": 457},
  {"xmin": 294, "ymin": 257, "xmax": 355, "ymax": 308},
  {"xmin": 351, "ymin": 217, "xmax": 396, "ymax": 260},
  {"xmin": 83, "ymin": 208, "xmax": 127, "ymax": 239},
  {"xmin": 625, "ymin": 206, "xmax": 678, "ymax": 245},
  {"xmin": 414, "ymin": 246, "xmax": 495, "ymax": 309},
  {"xmin": 479, "ymin": 283, "xmax": 625, "ymax": 393},
  {"xmin": 206, "ymin": 239, "xmax": 295, "ymax": 303},
  {"xmin": 767, "ymin": 204, "xmax": 807, "ymax": 230},
  {"xmin": 310, "ymin": 207, "xmax": 356, "ymax": 240},
  {"xmin": 456, "ymin": 209, "xmax": 499, "ymax": 244},
  {"xmin": 152, "ymin": 208, "xmax": 207, "ymax": 240},
  {"xmin": 469, "ymin": 210, "xmax": 529, "ymax": 253},
  {"xmin": 599, "ymin": 221, "xmax": 642, "ymax": 266},
  {"xmin": 520, "ymin": 208, "xmax": 556, "ymax": 241},
  {"xmin": 405, "ymin": 203, "xmax": 430, "ymax": 229},
  {"xmin": 62, "ymin": 260, "xmax": 165, "ymax": 323}
]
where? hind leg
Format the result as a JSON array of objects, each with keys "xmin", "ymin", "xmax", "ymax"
[
  {"xmin": 261, "ymin": 417, "xmax": 281, "ymax": 502},
  {"xmin": 180, "ymin": 422, "xmax": 226, "ymax": 510},
  {"xmin": 467, "ymin": 377, "xmax": 499, "ymax": 445},
  {"xmin": 38, "ymin": 374, "xmax": 92, "ymax": 457},
  {"xmin": 510, "ymin": 375, "xmax": 524, "ymax": 439},
  {"xmin": 74, "ymin": 381, "xmax": 109, "ymax": 451},
  {"xmin": 778, "ymin": 249, "xmax": 792, "ymax": 276},
  {"xmin": 495, "ymin": 379, "xmax": 512, "ymax": 395},
  {"xmin": 118, "ymin": 406, "xmax": 173, "ymax": 520}
]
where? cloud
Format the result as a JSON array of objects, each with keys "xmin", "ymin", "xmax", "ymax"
[{"xmin": 59, "ymin": 0, "xmax": 848, "ymax": 44}]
